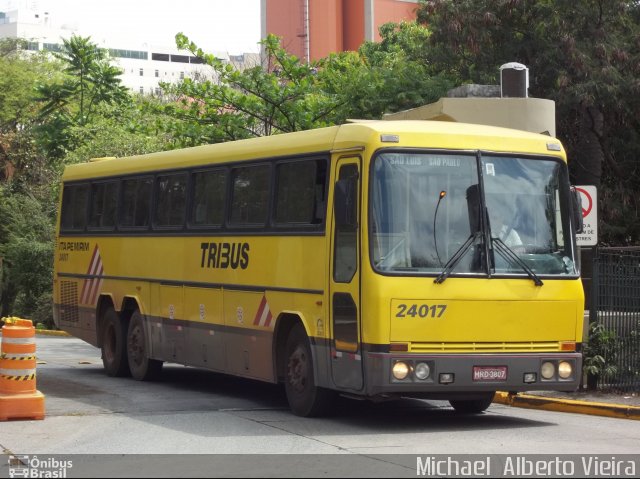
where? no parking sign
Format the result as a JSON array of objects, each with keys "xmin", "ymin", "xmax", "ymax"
[{"xmin": 575, "ymin": 185, "xmax": 597, "ymax": 246}]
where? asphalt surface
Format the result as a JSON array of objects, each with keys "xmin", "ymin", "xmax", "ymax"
[
  {"xmin": 1, "ymin": 335, "xmax": 639, "ymax": 477},
  {"xmin": 22, "ymin": 331, "xmax": 640, "ymax": 420}
]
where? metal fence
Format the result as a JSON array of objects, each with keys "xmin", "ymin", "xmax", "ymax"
[{"xmin": 589, "ymin": 247, "xmax": 640, "ymax": 392}]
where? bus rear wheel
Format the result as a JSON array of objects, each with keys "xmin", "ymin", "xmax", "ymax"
[
  {"xmin": 127, "ymin": 310, "xmax": 163, "ymax": 381},
  {"xmin": 101, "ymin": 307, "xmax": 130, "ymax": 377},
  {"xmin": 449, "ymin": 392, "xmax": 495, "ymax": 413},
  {"xmin": 284, "ymin": 324, "xmax": 334, "ymax": 417}
]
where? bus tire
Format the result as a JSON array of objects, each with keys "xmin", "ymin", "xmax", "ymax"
[
  {"xmin": 284, "ymin": 324, "xmax": 334, "ymax": 417},
  {"xmin": 449, "ymin": 392, "xmax": 495, "ymax": 413},
  {"xmin": 127, "ymin": 310, "xmax": 163, "ymax": 381},
  {"xmin": 101, "ymin": 307, "xmax": 130, "ymax": 377}
]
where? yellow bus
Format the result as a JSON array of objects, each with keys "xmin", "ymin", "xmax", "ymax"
[{"xmin": 53, "ymin": 120, "xmax": 585, "ymax": 416}]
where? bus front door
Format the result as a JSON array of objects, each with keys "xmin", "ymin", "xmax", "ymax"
[{"xmin": 329, "ymin": 157, "xmax": 363, "ymax": 391}]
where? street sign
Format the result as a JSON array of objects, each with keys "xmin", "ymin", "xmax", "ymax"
[{"xmin": 575, "ymin": 185, "xmax": 597, "ymax": 246}]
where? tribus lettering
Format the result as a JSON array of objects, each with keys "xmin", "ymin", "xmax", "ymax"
[
  {"xmin": 58, "ymin": 241, "xmax": 90, "ymax": 252},
  {"xmin": 200, "ymin": 242, "xmax": 250, "ymax": 270}
]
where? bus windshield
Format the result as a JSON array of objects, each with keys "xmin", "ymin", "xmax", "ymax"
[{"xmin": 370, "ymin": 151, "xmax": 578, "ymax": 277}]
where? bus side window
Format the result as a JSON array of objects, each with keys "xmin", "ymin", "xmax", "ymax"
[
  {"xmin": 274, "ymin": 159, "xmax": 327, "ymax": 227},
  {"xmin": 154, "ymin": 173, "xmax": 188, "ymax": 228},
  {"xmin": 190, "ymin": 169, "xmax": 226, "ymax": 228},
  {"xmin": 120, "ymin": 177, "xmax": 153, "ymax": 229},
  {"xmin": 333, "ymin": 164, "xmax": 358, "ymax": 283},
  {"xmin": 229, "ymin": 164, "xmax": 270, "ymax": 227},
  {"xmin": 88, "ymin": 181, "xmax": 118, "ymax": 230},
  {"xmin": 60, "ymin": 184, "xmax": 89, "ymax": 232}
]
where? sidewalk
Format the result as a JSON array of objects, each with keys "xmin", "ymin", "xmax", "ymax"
[{"xmin": 494, "ymin": 390, "xmax": 640, "ymax": 420}]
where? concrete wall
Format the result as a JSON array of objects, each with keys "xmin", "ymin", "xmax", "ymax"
[
  {"xmin": 373, "ymin": 0, "xmax": 419, "ymax": 41},
  {"xmin": 263, "ymin": 0, "xmax": 419, "ymax": 61},
  {"xmin": 383, "ymin": 97, "xmax": 556, "ymax": 137}
]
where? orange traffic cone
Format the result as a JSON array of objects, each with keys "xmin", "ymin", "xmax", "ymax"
[{"xmin": 0, "ymin": 318, "xmax": 45, "ymax": 421}]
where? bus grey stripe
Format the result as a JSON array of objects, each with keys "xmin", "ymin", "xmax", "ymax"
[{"xmin": 57, "ymin": 272, "xmax": 323, "ymax": 295}]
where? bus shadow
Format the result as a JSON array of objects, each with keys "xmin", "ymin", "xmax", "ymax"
[
  {"xmin": 325, "ymin": 396, "xmax": 555, "ymax": 433},
  {"xmin": 40, "ymin": 363, "xmax": 555, "ymax": 438},
  {"xmin": 61, "ymin": 364, "xmax": 552, "ymax": 433},
  {"xmin": 176, "ymin": 368, "xmax": 556, "ymax": 434}
]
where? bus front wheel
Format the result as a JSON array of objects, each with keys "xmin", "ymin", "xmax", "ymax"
[
  {"xmin": 127, "ymin": 310, "xmax": 163, "ymax": 381},
  {"xmin": 449, "ymin": 392, "xmax": 495, "ymax": 413},
  {"xmin": 284, "ymin": 324, "xmax": 334, "ymax": 417},
  {"xmin": 101, "ymin": 307, "xmax": 130, "ymax": 377}
]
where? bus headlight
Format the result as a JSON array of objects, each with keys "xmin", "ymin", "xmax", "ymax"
[
  {"xmin": 392, "ymin": 361, "xmax": 411, "ymax": 380},
  {"xmin": 558, "ymin": 361, "xmax": 573, "ymax": 379},
  {"xmin": 414, "ymin": 362, "xmax": 431, "ymax": 380},
  {"xmin": 541, "ymin": 361, "xmax": 555, "ymax": 380}
]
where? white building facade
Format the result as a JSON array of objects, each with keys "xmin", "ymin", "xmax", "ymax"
[{"xmin": 0, "ymin": 0, "xmax": 257, "ymax": 94}]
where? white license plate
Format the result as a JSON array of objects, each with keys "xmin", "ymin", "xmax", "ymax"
[{"xmin": 473, "ymin": 366, "xmax": 508, "ymax": 382}]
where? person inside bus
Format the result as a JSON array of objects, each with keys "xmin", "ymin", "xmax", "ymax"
[
  {"xmin": 490, "ymin": 213, "xmax": 525, "ymax": 273},
  {"xmin": 495, "ymin": 217, "xmax": 523, "ymax": 247}
]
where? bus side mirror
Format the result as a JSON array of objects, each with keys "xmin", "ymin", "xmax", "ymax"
[
  {"xmin": 334, "ymin": 178, "xmax": 357, "ymax": 229},
  {"xmin": 571, "ymin": 187, "xmax": 584, "ymax": 234}
]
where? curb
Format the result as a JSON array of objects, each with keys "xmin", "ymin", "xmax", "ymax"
[
  {"xmin": 34, "ymin": 330, "xmax": 70, "ymax": 337},
  {"xmin": 494, "ymin": 391, "xmax": 640, "ymax": 420}
]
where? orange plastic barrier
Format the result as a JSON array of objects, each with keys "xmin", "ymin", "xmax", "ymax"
[{"xmin": 0, "ymin": 318, "xmax": 45, "ymax": 421}]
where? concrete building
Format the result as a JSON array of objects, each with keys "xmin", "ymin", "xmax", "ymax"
[
  {"xmin": 383, "ymin": 67, "xmax": 556, "ymax": 138},
  {"xmin": 262, "ymin": 0, "xmax": 419, "ymax": 62},
  {"xmin": 0, "ymin": 0, "xmax": 259, "ymax": 94},
  {"xmin": 383, "ymin": 93, "xmax": 557, "ymax": 137}
]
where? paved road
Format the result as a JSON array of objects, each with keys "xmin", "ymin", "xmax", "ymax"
[{"xmin": 1, "ymin": 336, "xmax": 639, "ymax": 476}]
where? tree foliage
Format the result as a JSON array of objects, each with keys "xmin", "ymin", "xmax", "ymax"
[
  {"xmin": 0, "ymin": 185, "xmax": 54, "ymax": 323},
  {"xmin": 158, "ymin": 33, "xmax": 346, "ymax": 146},
  {"xmin": 35, "ymin": 35, "xmax": 131, "ymax": 159},
  {"xmin": 418, "ymin": 0, "xmax": 640, "ymax": 244},
  {"xmin": 0, "ymin": 42, "xmax": 57, "ymax": 321},
  {"xmin": 63, "ymin": 99, "xmax": 176, "ymax": 165},
  {"xmin": 0, "ymin": 39, "xmax": 58, "ymax": 183},
  {"xmin": 324, "ymin": 21, "xmax": 453, "ymax": 119},
  {"xmin": 159, "ymin": 30, "xmax": 452, "ymax": 146}
]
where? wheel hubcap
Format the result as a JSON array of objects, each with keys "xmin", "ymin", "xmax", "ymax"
[
  {"xmin": 287, "ymin": 346, "xmax": 308, "ymax": 394},
  {"xmin": 128, "ymin": 325, "xmax": 144, "ymax": 366}
]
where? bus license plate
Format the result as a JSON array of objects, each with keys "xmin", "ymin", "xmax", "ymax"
[{"xmin": 473, "ymin": 366, "xmax": 507, "ymax": 382}]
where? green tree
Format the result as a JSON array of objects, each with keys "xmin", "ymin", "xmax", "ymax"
[
  {"xmin": 63, "ymin": 99, "xmax": 176, "ymax": 164},
  {"xmin": 0, "ymin": 40, "xmax": 171, "ymax": 326},
  {"xmin": 418, "ymin": 0, "xmax": 640, "ymax": 244},
  {"xmin": 0, "ymin": 39, "xmax": 59, "ymax": 182},
  {"xmin": 0, "ymin": 185, "xmax": 54, "ymax": 324},
  {"xmin": 318, "ymin": 22, "xmax": 453, "ymax": 120},
  {"xmin": 39, "ymin": 35, "xmax": 129, "ymax": 123},
  {"xmin": 35, "ymin": 35, "xmax": 130, "ymax": 158},
  {"xmin": 0, "ymin": 39, "xmax": 63, "ymax": 324},
  {"xmin": 159, "ymin": 30, "xmax": 452, "ymax": 146},
  {"xmin": 158, "ymin": 33, "xmax": 346, "ymax": 146},
  {"xmin": 583, "ymin": 322, "xmax": 619, "ymax": 390}
]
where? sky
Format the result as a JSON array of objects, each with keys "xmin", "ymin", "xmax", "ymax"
[{"xmin": 7, "ymin": 0, "xmax": 262, "ymax": 54}]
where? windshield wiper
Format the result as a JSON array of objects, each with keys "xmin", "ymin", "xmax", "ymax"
[
  {"xmin": 492, "ymin": 238, "xmax": 544, "ymax": 286},
  {"xmin": 433, "ymin": 232, "xmax": 482, "ymax": 284}
]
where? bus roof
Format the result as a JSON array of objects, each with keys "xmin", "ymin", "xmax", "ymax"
[{"xmin": 62, "ymin": 120, "xmax": 565, "ymax": 182}]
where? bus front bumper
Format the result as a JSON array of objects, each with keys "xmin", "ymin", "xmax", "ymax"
[{"xmin": 363, "ymin": 352, "xmax": 582, "ymax": 398}]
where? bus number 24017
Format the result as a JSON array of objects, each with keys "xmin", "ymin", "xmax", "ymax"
[{"xmin": 396, "ymin": 303, "xmax": 447, "ymax": 319}]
